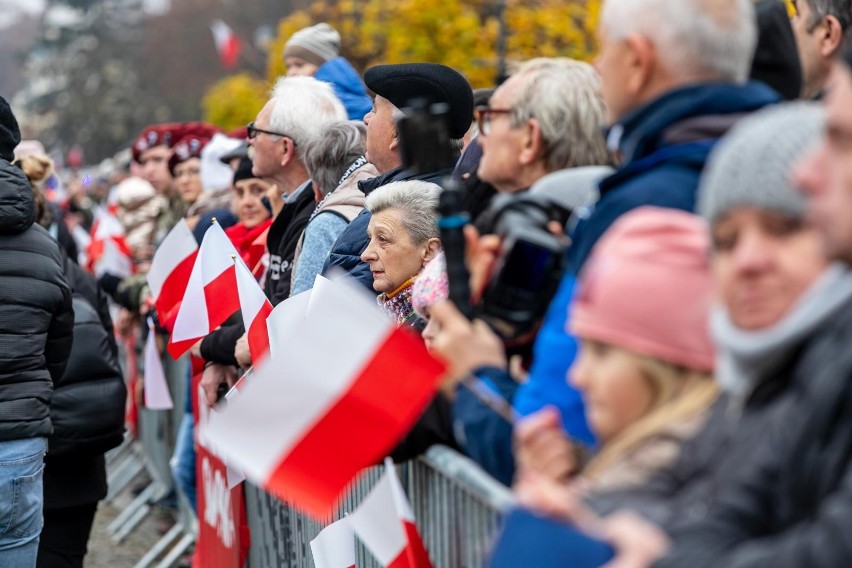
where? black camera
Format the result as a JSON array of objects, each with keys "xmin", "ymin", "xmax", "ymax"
[
  {"xmin": 474, "ymin": 194, "xmax": 568, "ymax": 340},
  {"xmin": 396, "ymin": 99, "xmax": 568, "ymax": 341}
]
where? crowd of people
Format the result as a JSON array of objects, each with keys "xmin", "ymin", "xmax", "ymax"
[{"xmin": 2, "ymin": 0, "xmax": 852, "ymax": 565}]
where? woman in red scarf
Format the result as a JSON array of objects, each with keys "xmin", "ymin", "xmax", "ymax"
[{"xmin": 225, "ymin": 157, "xmax": 272, "ymax": 278}]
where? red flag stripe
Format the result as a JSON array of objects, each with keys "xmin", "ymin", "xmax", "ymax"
[
  {"xmin": 246, "ymin": 301, "xmax": 272, "ymax": 362},
  {"xmin": 263, "ymin": 328, "xmax": 444, "ymax": 517},
  {"xmin": 154, "ymin": 251, "xmax": 198, "ymax": 323}
]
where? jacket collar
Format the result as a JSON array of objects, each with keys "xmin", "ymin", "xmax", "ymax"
[{"xmin": 609, "ymin": 81, "xmax": 780, "ymax": 164}]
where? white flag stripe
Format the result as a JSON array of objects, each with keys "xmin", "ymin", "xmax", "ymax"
[
  {"xmin": 95, "ymin": 238, "xmax": 132, "ymax": 279},
  {"xmin": 200, "ymin": 223, "xmax": 239, "ymax": 286},
  {"xmin": 210, "ymin": 19, "xmax": 232, "ymax": 51},
  {"xmin": 143, "ymin": 329, "xmax": 173, "ymax": 410},
  {"xmin": 310, "ymin": 517, "xmax": 356, "ymax": 568},
  {"xmin": 202, "ymin": 274, "xmax": 393, "ymax": 483},
  {"xmin": 147, "ymin": 219, "xmax": 196, "ymax": 299},
  {"xmin": 349, "ymin": 472, "xmax": 407, "ymax": 565},
  {"xmin": 266, "ymin": 290, "xmax": 311, "ymax": 360},
  {"xmin": 386, "ymin": 458, "xmax": 416, "ymax": 522},
  {"xmin": 234, "ymin": 256, "xmax": 267, "ymax": 322},
  {"xmin": 170, "ymin": 249, "xmax": 208, "ymax": 342},
  {"xmin": 170, "ymin": 223, "xmax": 238, "ymax": 343},
  {"xmin": 93, "ymin": 212, "xmax": 124, "ymax": 239}
]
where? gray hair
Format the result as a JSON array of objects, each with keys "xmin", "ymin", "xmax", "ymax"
[
  {"xmin": 267, "ymin": 76, "xmax": 348, "ymax": 160},
  {"xmin": 802, "ymin": 0, "xmax": 852, "ymax": 41},
  {"xmin": 365, "ymin": 180, "xmax": 441, "ymax": 244},
  {"xmin": 601, "ymin": 0, "xmax": 757, "ymax": 83},
  {"xmin": 302, "ymin": 121, "xmax": 366, "ymax": 196},
  {"xmin": 508, "ymin": 58, "xmax": 610, "ymax": 171}
]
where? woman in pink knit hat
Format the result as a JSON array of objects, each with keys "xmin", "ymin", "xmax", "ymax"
[{"xmin": 529, "ymin": 206, "xmax": 718, "ymax": 492}]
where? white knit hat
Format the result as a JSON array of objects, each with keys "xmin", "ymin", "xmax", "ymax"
[{"xmin": 284, "ymin": 23, "xmax": 340, "ymax": 67}]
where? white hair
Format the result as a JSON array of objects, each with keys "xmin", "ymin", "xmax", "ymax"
[
  {"xmin": 601, "ymin": 0, "xmax": 757, "ymax": 83},
  {"xmin": 365, "ymin": 180, "xmax": 441, "ymax": 244},
  {"xmin": 267, "ymin": 76, "xmax": 348, "ymax": 159}
]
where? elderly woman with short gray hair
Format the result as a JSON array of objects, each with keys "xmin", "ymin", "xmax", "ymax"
[{"xmin": 360, "ymin": 180, "xmax": 442, "ymax": 327}]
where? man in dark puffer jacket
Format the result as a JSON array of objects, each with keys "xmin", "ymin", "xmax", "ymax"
[{"xmin": 0, "ymin": 97, "xmax": 74, "ymax": 566}]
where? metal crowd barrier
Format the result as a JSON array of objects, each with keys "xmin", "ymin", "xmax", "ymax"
[
  {"xmin": 246, "ymin": 445, "xmax": 515, "ymax": 568},
  {"xmin": 105, "ymin": 331, "xmax": 198, "ymax": 567}
]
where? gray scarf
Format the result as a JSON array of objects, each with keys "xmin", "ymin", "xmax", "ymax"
[{"xmin": 712, "ymin": 263, "xmax": 852, "ymax": 396}]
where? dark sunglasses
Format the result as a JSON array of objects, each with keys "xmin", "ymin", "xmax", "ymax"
[{"xmin": 246, "ymin": 121, "xmax": 298, "ymax": 146}]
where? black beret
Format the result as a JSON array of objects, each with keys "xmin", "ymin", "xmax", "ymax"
[
  {"xmin": 0, "ymin": 96, "xmax": 21, "ymax": 162},
  {"xmin": 365, "ymin": 63, "xmax": 474, "ymax": 139}
]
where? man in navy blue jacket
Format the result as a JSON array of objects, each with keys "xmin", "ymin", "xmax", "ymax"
[{"xmin": 432, "ymin": 0, "xmax": 780, "ymax": 486}]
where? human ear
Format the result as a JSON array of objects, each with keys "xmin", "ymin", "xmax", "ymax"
[
  {"xmin": 519, "ymin": 118, "xmax": 544, "ymax": 166},
  {"xmin": 624, "ymin": 34, "xmax": 656, "ymax": 96},
  {"xmin": 422, "ymin": 238, "xmax": 441, "ymax": 265}
]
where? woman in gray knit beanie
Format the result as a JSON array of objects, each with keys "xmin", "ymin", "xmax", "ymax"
[{"xmin": 698, "ymin": 101, "xmax": 852, "ymax": 396}]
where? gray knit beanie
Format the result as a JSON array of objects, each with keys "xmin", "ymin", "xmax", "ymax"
[
  {"xmin": 284, "ymin": 23, "xmax": 340, "ymax": 67},
  {"xmin": 698, "ymin": 101, "xmax": 824, "ymax": 226}
]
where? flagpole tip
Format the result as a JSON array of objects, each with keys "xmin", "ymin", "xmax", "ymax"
[{"xmin": 212, "ymin": 217, "xmax": 218, "ymax": 223}]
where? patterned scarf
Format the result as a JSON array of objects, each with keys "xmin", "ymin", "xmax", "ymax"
[{"xmin": 377, "ymin": 277, "xmax": 417, "ymax": 326}]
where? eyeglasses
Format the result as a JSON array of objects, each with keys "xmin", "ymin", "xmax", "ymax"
[
  {"xmin": 474, "ymin": 106, "xmax": 514, "ymax": 136},
  {"xmin": 246, "ymin": 121, "xmax": 298, "ymax": 146}
]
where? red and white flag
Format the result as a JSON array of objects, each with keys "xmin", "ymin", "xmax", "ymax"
[
  {"xmin": 143, "ymin": 320, "xmax": 173, "ymax": 410},
  {"xmin": 349, "ymin": 460, "xmax": 433, "ymax": 568},
  {"xmin": 147, "ymin": 219, "xmax": 198, "ymax": 331},
  {"xmin": 311, "ymin": 517, "xmax": 356, "ymax": 568},
  {"xmin": 87, "ymin": 209, "xmax": 133, "ymax": 278},
  {"xmin": 201, "ymin": 274, "xmax": 446, "ymax": 517},
  {"xmin": 210, "ymin": 19, "xmax": 242, "ymax": 69},
  {"xmin": 233, "ymin": 257, "xmax": 272, "ymax": 363},
  {"xmin": 167, "ymin": 222, "xmax": 240, "ymax": 359}
]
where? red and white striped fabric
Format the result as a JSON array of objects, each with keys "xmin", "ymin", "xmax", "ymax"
[
  {"xmin": 310, "ymin": 517, "xmax": 356, "ymax": 568},
  {"xmin": 167, "ymin": 222, "xmax": 240, "ymax": 359},
  {"xmin": 210, "ymin": 19, "xmax": 242, "ymax": 69},
  {"xmin": 147, "ymin": 219, "xmax": 198, "ymax": 331},
  {"xmin": 349, "ymin": 461, "xmax": 433, "ymax": 568},
  {"xmin": 202, "ymin": 274, "xmax": 445, "ymax": 517},
  {"xmin": 233, "ymin": 257, "xmax": 272, "ymax": 363},
  {"xmin": 87, "ymin": 209, "xmax": 133, "ymax": 278}
]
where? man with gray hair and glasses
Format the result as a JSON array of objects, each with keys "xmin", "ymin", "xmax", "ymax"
[
  {"xmin": 790, "ymin": 0, "xmax": 852, "ymax": 98},
  {"xmin": 475, "ymin": 57, "xmax": 611, "ymax": 194}
]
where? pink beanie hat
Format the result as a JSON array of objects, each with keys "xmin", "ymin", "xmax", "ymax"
[
  {"xmin": 412, "ymin": 252, "xmax": 449, "ymax": 318},
  {"xmin": 570, "ymin": 207, "xmax": 715, "ymax": 372}
]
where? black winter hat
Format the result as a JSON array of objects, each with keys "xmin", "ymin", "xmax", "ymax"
[
  {"xmin": 0, "ymin": 96, "xmax": 21, "ymax": 162},
  {"xmin": 749, "ymin": 0, "xmax": 802, "ymax": 101},
  {"xmin": 232, "ymin": 156, "xmax": 255, "ymax": 184},
  {"xmin": 364, "ymin": 63, "xmax": 474, "ymax": 139}
]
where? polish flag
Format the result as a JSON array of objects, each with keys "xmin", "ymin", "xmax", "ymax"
[
  {"xmin": 167, "ymin": 223, "xmax": 240, "ymax": 359},
  {"xmin": 233, "ymin": 256, "xmax": 272, "ymax": 363},
  {"xmin": 143, "ymin": 319, "xmax": 173, "ymax": 410},
  {"xmin": 201, "ymin": 274, "xmax": 446, "ymax": 517},
  {"xmin": 210, "ymin": 20, "xmax": 242, "ymax": 69},
  {"xmin": 311, "ymin": 517, "xmax": 356, "ymax": 568},
  {"xmin": 349, "ymin": 460, "xmax": 433, "ymax": 568},
  {"xmin": 87, "ymin": 210, "xmax": 134, "ymax": 278},
  {"xmin": 147, "ymin": 219, "xmax": 198, "ymax": 331}
]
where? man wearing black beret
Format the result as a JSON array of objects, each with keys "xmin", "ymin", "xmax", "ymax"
[{"xmin": 321, "ymin": 62, "xmax": 474, "ymax": 289}]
